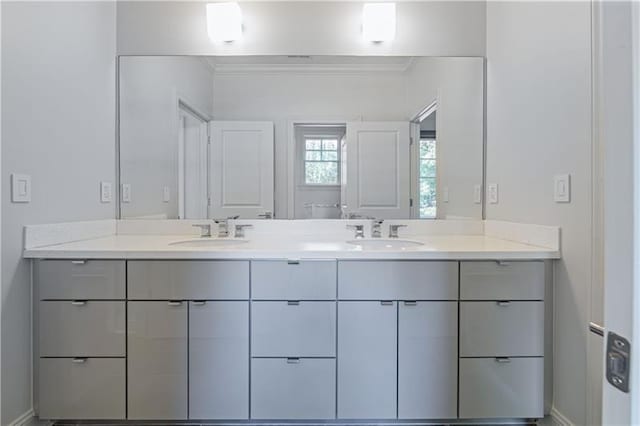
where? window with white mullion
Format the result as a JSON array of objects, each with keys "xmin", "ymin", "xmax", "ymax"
[{"xmin": 304, "ymin": 136, "xmax": 340, "ymax": 185}]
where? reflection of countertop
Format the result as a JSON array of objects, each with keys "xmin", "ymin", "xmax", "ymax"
[{"xmin": 23, "ymin": 234, "xmax": 560, "ymax": 260}]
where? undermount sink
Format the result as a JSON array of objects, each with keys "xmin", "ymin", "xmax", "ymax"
[
  {"xmin": 346, "ymin": 238, "xmax": 424, "ymax": 250},
  {"xmin": 169, "ymin": 238, "xmax": 249, "ymax": 248}
]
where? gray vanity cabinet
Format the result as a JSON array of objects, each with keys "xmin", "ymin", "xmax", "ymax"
[
  {"xmin": 127, "ymin": 301, "xmax": 188, "ymax": 420},
  {"xmin": 398, "ymin": 301, "xmax": 458, "ymax": 419},
  {"xmin": 337, "ymin": 301, "xmax": 398, "ymax": 419},
  {"xmin": 189, "ymin": 301, "xmax": 249, "ymax": 420}
]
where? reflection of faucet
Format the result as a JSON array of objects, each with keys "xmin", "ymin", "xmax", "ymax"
[
  {"xmin": 389, "ymin": 224, "xmax": 407, "ymax": 238},
  {"xmin": 371, "ymin": 219, "xmax": 384, "ymax": 238},
  {"xmin": 192, "ymin": 223, "xmax": 212, "ymax": 238},
  {"xmin": 234, "ymin": 224, "xmax": 253, "ymax": 238},
  {"xmin": 214, "ymin": 215, "xmax": 239, "ymax": 238},
  {"xmin": 347, "ymin": 224, "xmax": 365, "ymax": 239},
  {"xmin": 258, "ymin": 211, "xmax": 273, "ymax": 219}
]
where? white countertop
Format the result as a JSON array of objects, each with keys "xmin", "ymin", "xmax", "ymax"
[{"xmin": 23, "ymin": 234, "xmax": 560, "ymax": 260}]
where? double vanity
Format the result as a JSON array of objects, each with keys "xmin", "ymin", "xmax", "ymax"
[{"xmin": 25, "ymin": 219, "xmax": 558, "ymax": 424}]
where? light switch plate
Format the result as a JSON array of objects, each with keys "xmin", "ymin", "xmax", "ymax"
[
  {"xmin": 11, "ymin": 173, "xmax": 31, "ymax": 203},
  {"xmin": 473, "ymin": 184, "xmax": 482, "ymax": 204},
  {"xmin": 554, "ymin": 174, "xmax": 571, "ymax": 203},
  {"xmin": 443, "ymin": 187, "xmax": 450, "ymax": 203},
  {"xmin": 100, "ymin": 182, "xmax": 112, "ymax": 203},
  {"xmin": 163, "ymin": 186, "xmax": 170, "ymax": 203},
  {"xmin": 121, "ymin": 184, "xmax": 131, "ymax": 203},
  {"xmin": 488, "ymin": 183, "xmax": 499, "ymax": 204}
]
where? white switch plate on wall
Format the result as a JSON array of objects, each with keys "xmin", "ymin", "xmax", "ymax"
[
  {"xmin": 163, "ymin": 186, "xmax": 170, "ymax": 203},
  {"xmin": 473, "ymin": 184, "xmax": 482, "ymax": 204},
  {"xmin": 11, "ymin": 173, "xmax": 31, "ymax": 203},
  {"xmin": 554, "ymin": 174, "xmax": 571, "ymax": 203},
  {"xmin": 488, "ymin": 183, "xmax": 499, "ymax": 204},
  {"xmin": 100, "ymin": 182, "xmax": 112, "ymax": 203},
  {"xmin": 121, "ymin": 184, "xmax": 132, "ymax": 203}
]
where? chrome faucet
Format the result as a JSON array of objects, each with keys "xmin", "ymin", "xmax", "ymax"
[
  {"xmin": 234, "ymin": 224, "xmax": 253, "ymax": 238},
  {"xmin": 214, "ymin": 215, "xmax": 240, "ymax": 238},
  {"xmin": 192, "ymin": 223, "xmax": 213, "ymax": 238},
  {"xmin": 371, "ymin": 219, "xmax": 384, "ymax": 238},
  {"xmin": 347, "ymin": 224, "xmax": 365, "ymax": 239},
  {"xmin": 388, "ymin": 224, "xmax": 407, "ymax": 238}
]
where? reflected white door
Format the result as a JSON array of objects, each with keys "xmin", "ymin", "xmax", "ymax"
[
  {"xmin": 209, "ymin": 121, "xmax": 274, "ymax": 219},
  {"xmin": 178, "ymin": 111, "xmax": 208, "ymax": 219},
  {"xmin": 345, "ymin": 121, "xmax": 411, "ymax": 219}
]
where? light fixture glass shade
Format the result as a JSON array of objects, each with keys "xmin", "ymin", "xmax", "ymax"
[
  {"xmin": 362, "ymin": 3, "xmax": 396, "ymax": 42},
  {"xmin": 207, "ymin": 2, "xmax": 242, "ymax": 42}
]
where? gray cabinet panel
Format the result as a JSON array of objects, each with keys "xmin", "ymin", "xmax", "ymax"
[
  {"xmin": 459, "ymin": 358, "xmax": 544, "ymax": 419},
  {"xmin": 39, "ymin": 358, "xmax": 125, "ymax": 420},
  {"xmin": 128, "ymin": 301, "xmax": 187, "ymax": 420},
  {"xmin": 252, "ymin": 301, "xmax": 336, "ymax": 357},
  {"xmin": 398, "ymin": 302, "xmax": 457, "ymax": 419},
  {"xmin": 40, "ymin": 301, "xmax": 125, "ymax": 357},
  {"xmin": 251, "ymin": 260, "xmax": 337, "ymax": 300},
  {"xmin": 128, "ymin": 260, "xmax": 249, "ymax": 300},
  {"xmin": 251, "ymin": 358, "xmax": 336, "ymax": 419},
  {"xmin": 337, "ymin": 301, "xmax": 397, "ymax": 419},
  {"xmin": 460, "ymin": 301, "xmax": 544, "ymax": 357},
  {"xmin": 189, "ymin": 301, "xmax": 249, "ymax": 420},
  {"xmin": 37, "ymin": 260, "xmax": 125, "ymax": 300},
  {"xmin": 460, "ymin": 261, "xmax": 545, "ymax": 300},
  {"xmin": 338, "ymin": 261, "xmax": 458, "ymax": 300}
]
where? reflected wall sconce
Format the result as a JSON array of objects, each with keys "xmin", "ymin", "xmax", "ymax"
[
  {"xmin": 207, "ymin": 2, "xmax": 243, "ymax": 42},
  {"xmin": 362, "ymin": 3, "xmax": 396, "ymax": 42}
]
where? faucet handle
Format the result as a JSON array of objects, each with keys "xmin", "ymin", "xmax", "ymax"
[
  {"xmin": 227, "ymin": 215, "xmax": 240, "ymax": 220},
  {"xmin": 347, "ymin": 224, "xmax": 365, "ymax": 239},
  {"xmin": 234, "ymin": 224, "xmax": 253, "ymax": 238},
  {"xmin": 388, "ymin": 224, "xmax": 407, "ymax": 238},
  {"xmin": 192, "ymin": 224, "xmax": 212, "ymax": 238}
]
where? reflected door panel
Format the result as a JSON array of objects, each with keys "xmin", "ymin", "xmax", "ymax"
[{"xmin": 209, "ymin": 121, "xmax": 274, "ymax": 219}]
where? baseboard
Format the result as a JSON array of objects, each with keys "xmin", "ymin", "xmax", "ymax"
[
  {"xmin": 550, "ymin": 407, "xmax": 574, "ymax": 426},
  {"xmin": 8, "ymin": 409, "xmax": 34, "ymax": 426}
]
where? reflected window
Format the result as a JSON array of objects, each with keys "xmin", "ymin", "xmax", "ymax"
[
  {"xmin": 419, "ymin": 139, "xmax": 436, "ymax": 218},
  {"xmin": 304, "ymin": 137, "xmax": 340, "ymax": 185}
]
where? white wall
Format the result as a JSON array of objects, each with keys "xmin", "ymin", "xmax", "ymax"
[
  {"xmin": 405, "ymin": 57, "xmax": 484, "ymax": 220},
  {"xmin": 116, "ymin": 1, "xmax": 486, "ymax": 57},
  {"xmin": 1, "ymin": 2, "xmax": 116, "ymax": 423},
  {"xmin": 119, "ymin": 56, "xmax": 214, "ymax": 219},
  {"xmin": 485, "ymin": 2, "xmax": 592, "ymax": 424}
]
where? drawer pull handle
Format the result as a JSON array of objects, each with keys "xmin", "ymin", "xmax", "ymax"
[
  {"xmin": 404, "ymin": 301, "xmax": 417, "ymax": 306},
  {"xmin": 496, "ymin": 301, "xmax": 511, "ymax": 307},
  {"xmin": 287, "ymin": 301, "xmax": 300, "ymax": 306},
  {"xmin": 71, "ymin": 260, "xmax": 87, "ymax": 265},
  {"xmin": 193, "ymin": 301, "xmax": 207, "ymax": 306},
  {"xmin": 167, "ymin": 301, "xmax": 183, "ymax": 306},
  {"xmin": 380, "ymin": 301, "xmax": 394, "ymax": 306},
  {"xmin": 286, "ymin": 358, "xmax": 300, "ymax": 364},
  {"xmin": 71, "ymin": 300, "xmax": 87, "ymax": 306},
  {"xmin": 72, "ymin": 358, "xmax": 87, "ymax": 364},
  {"xmin": 496, "ymin": 260, "xmax": 511, "ymax": 266},
  {"xmin": 495, "ymin": 357, "xmax": 511, "ymax": 363},
  {"xmin": 287, "ymin": 259, "xmax": 300, "ymax": 265}
]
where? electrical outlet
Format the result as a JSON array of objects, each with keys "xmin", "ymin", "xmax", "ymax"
[
  {"xmin": 488, "ymin": 183, "xmax": 498, "ymax": 204},
  {"xmin": 554, "ymin": 174, "xmax": 571, "ymax": 203},
  {"xmin": 11, "ymin": 174, "xmax": 31, "ymax": 203},
  {"xmin": 100, "ymin": 182, "xmax": 112, "ymax": 203},
  {"xmin": 121, "ymin": 184, "xmax": 132, "ymax": 203},
  {"xmin": 473, "ymin": 184, "xmax": 482, "ymax": 204}
]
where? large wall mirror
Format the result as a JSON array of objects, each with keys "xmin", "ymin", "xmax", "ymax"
[{"xmin": 118, "ymin": 56, "xmax": 485, "ymax": 220}]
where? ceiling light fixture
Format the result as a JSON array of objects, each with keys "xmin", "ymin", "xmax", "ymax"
[
  {"xmin": 207, "ymin": 2, "xmax": 242, "ymax": 42},
  {"xmin": 362, "ymin": 3, "xmax": 396, "ymax": 42}
]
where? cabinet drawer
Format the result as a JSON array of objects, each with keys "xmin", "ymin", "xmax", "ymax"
[
  {"xmin": 252, "ymin": 301, "xmax": 336, "ymax": 357},
  {"xmin": 128, "ymin": 260, "xmax": 249, "ymax": 300},
  {"xmin": 338, "ymin": 261, "xmax": 458, "ymax": 300},
  {"xmin": 251, "ymin": 358, "xmax": 336, "ymax": 419},
  {"xmin": 460, "ymin": 301, "xmax": 544, "ymax": 357},
  {"xmin": 37, "ymin": 260, "xmax": 125, "ymax": 300},
  {"xmin": 40, "ymin": 301, "xmax": 125, "ymax": 357},
  {"xmin": 39, "ymin": 358, "xmax": 125, "ymax": 420},
  {"xmin": 459, "ymin": 357, "xmax": 544, "ymax": 419},
  {"xmin": 460, "ymin": 261, "xmax": 545, "ymax": 300},
  {"xmin": 251, "ymin": 260, "xmax": 336, "ymax": 300}
]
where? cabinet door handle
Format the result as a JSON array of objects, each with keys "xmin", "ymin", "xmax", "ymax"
[
  {"xmin": 72, "ymin": 358, "xmax": 87, "ymax": 364},
  {"xmin": 287, "ymin": 259, "xmax": 300, "ymax": 265},
  {"xmin": 404, "ymin": 301, "xmax": 417, "ymax": 306},
  {"xmin": 496, "ymin": 260, "xmax": 511, "ymax": 267},
  {"xmin": 286, "ymin": 358, "xmax": 300, "ymax": 364},
  {"xmin": 287, "ymin": 301, "xmax": 300, "ymax": 306},
  {"xmin": 167, "ymin": 301, "xmax": 183, "ymax": 306},
  {"xmin": 496, "ymin": 301, "xmax": 511, "ymax": 307},
  {"xmin": 192, "ymin": 301, "xmax": 207, "ymax": 306},
  {"xmin": 380, "ymin": 301, "xmax": 394, "ymax": 306},
  {"xmin": 71, "ymin": 300, "xmax": 87, "ymax": 306},
  {"xmin": 71, "ymin": 260, "xmax": 87, "ymax": 265},
  {"xmin": 495, "ymin": 357, "xmax": 511, "ymax": 363}
]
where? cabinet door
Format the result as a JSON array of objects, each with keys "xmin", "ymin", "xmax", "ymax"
[
  {"xmin": 189, "ymin": 301, "xmax": 249, "ymax": 420},
  {"xmin": 337, "ymin": 301, "xmax": 397, "ymax": 419},
  {"xmin": 398, "ymin": 301, "xmax": 458, "ymax": 419},
  {"xmin": 128, "ymin": 301, "xmax": 187, "ymax": 420}
]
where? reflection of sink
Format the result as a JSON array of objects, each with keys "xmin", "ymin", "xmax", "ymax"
[
  {"xmin": 346, "ymin": 239, "xmax": 424, "ymax": 250},
  {"xmin": 169, "ymin": 238, "xmax": 249, "ymax": 248}
]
